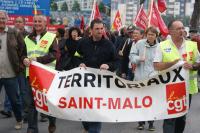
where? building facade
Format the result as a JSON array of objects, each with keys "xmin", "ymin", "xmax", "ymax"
[
  {"xmin": 56, "ymin": 0, "xmax": 94, "ymax": 11},
  {"xmin": 111, "ymin": 0, "xmax": 139, "ymax": 26},
  {"xmin": 111, "ymin": 0, "xmax": 195, "ymax": 28}
]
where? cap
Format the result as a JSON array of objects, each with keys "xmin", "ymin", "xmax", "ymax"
[
  {"xmin": 127, "ymin": 25, "xmax": 135, "ymax": 32},
  {"xmin": 189, "ymin": 28, "xmax": 198, "ymax": 33}
]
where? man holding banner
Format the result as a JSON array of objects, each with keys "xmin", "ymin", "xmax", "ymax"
[
  {"xmin": 154, "ymin": 20, "xmax": 200, "ymax": 133},
  {"xmin": 76, "ymin": 19, "xmax": 116, "ymax": 133},
  {"xmin": 23, "ymin": 15, "xmax": 58, "ymax": 133}
]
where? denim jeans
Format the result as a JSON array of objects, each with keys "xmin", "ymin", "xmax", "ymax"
[
  {"xmin": 163, "ymin": 116, "xmax": 186, "ymax": 133},
  {"xmin": 4, "ymin": 94, "xmax": 12, "ymax": 112},
  {"xmin": 0, "ymin": 77, "xmax": 22, "ymax": 122},
  {"xmin": 17, "ymin": 73, "xmax": 29, "ymax": 117},
  {"xmin": 82, "ymin": 122, "xmax": 102, "ymax": 133},
  {"xmin": 3, "ymin": 73, "xmax": 29, "ymax": 116},
  {"xmin": 126, "ymin": 68, "xmax": 134, "ymax": 81},
  {"xmin": 139, "ymin": 120, "xmax": 154, "ymax": 126}
]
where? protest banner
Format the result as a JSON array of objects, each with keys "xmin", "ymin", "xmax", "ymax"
[{"xmin": 29, "ymin": 61, "xmax": 189, "ymax": 122}]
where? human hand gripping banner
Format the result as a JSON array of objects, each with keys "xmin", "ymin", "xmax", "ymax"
[{"xmin": 29, "ymin": 61, "xmax": 189, "ymax": 122}]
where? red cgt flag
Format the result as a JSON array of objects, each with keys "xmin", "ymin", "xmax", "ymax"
[
  {"xmin": 112, "ymin": 10, "xmax": 122, "ymax": 31},
  {"xmin": 134, "ymin": 4, "xmax": 148, "ymax": 30},
  {"xmin": 149, "ymin": 2, "xmax": 168, "ymax": 36},
  {"xmin": 94, "ymin": 3, "xmax": 102, "ymax": 20},
  {"xmin": 89, "ymin": 1, "xmax": 102, "ymax": 25},
  {"xmin": 29, "ymin": 63, "xmax": 55, "ymax": 93},
  {"xmin": 157, "ymin": 0, "xmax": 167, "ymax": 13},
  {"xmin": 29, "ymin": 62, "xmax": 56, "ymax": 112}
]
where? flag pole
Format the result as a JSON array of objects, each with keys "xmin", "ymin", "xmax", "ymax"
[
  {"xmin": 147, "ymin": 0, "xmax": 154, "ymax": 27},
  {"xmin": 89, "ymin": 0, "xmax": 96, "ymax": 26},
  {"xmin": 134, "ymin": 4, "xmax": 144, "ymax": 25},
  {"xmin": 33, "ymin": 0, "xmax": 38, "ymax": 15}
]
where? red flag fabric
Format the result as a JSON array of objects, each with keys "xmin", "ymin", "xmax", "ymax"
[
  {"xmin": 94, "ymin": 3, "xmax": 102, "ymax": 20},
  {"xmin": 29, "ymin": 62, "xmax": 56, "ymax": 112},
  {"xmin": 112, "ymin": 10, "xmax": 122, "ymax": 31},
  {"xmin": 89, "ymin": 1, "xmax": 102, "ymax": 25},
  {"xmin": 89, "ymin": 1, "xmax": 108, "ymax": 39},
  {"xmin": 29, "ymin": 63, "xmax": 55, "ymax": 93},
  {"xmin": 134, "ymin": 4, "xmax": 148, "ymax": 30},
  {"xmin": 80, "ymin": 15, "xmax": 85, "ymax": 30},
  {"xmin": 149, "ymin": 2, "xmax": 168, "ymax": 36},
  {"xmin": 157, "ymin": 0, "xmax": 167, "ymax": 13}
]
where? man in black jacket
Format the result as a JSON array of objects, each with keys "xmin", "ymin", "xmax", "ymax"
[{"xmin": 76, "ymin": 19, "xmax": 116, "ymax": 133}]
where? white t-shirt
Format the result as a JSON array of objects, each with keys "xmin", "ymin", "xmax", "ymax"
[{"xmin": 36, "ymin": 35, "xmax": 41, "ymax": 44}]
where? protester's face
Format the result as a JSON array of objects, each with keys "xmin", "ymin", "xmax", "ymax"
[
  {"xmin": 34, "ymin": 16, "xmax": 46, "ymax": 33},
  {"xmin": 127, "ymin": 31, "xmax": 133, "ymax": 38},
  {"xmin": 147, "ymin": 31, "xmax": 157, "ymax": 44},
  {"xmin": 169, "ymin": 21, "xmax": 185, "ymax": 39},
  {"xmin": 14, "ymin": 17, "xmax": 25, "ymax": 31},
  {"xmin": 64, "ymin": 29, "xmax": 69, "ymax": 39},
  {"xmin": 91, "ymin": 23, "xmax": 104, "ymax": 40},
  {"xmin": 190, "ymin": 32, "xmax": 197, "ymax": 39},
  {"xmin": 71, "ymin": 30, "xmax": 78, "ymax": 40},
  {"xmin": 132, "ymin": 30, "xmax": 142, "ymax": 41},
  {"xmin": 0, "ymin": 12, "xmax": 7, "ymax": 31}
]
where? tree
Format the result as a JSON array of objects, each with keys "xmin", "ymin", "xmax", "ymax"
[
  {"xmin": 61, "ymin": 2, "xmax": 68, "ymax": 11},
  {"xmin": 98, "ymin": 2, "xmax": 105, "ymax": 13},
  {"xmin": 51, "ymin": 2, "xmax": 58, "ymax": 11},
  {"xmin": 72, "ymin": 1, "xmax": 80, "ymax": 12},
  {"xmin": 190, "ymin": 0, "xmax": 200, "ymax": 30}
]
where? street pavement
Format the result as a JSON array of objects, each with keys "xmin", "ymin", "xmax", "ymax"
[{"xmin": 0, "ymin": 89, "xmax": 200, "ymax": 133}]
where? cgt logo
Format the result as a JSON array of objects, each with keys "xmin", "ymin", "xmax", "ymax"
[
  {"xmin": 32, "ymin": 87, "xmax": 49, "ymax": 112},
  {"xmin": 39, "ymin": 40, "xmax": 48, "ymax": 48},
  {"xmin": 166, "ymin": 82, "xmax": 187, "ymax": 115}
]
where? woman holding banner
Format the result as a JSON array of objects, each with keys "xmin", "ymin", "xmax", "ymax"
[{"xmin": 129, "ymin": 26, "xmax": 159, "ymax": 131}]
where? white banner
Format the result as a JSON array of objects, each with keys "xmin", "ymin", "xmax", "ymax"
[{"xmin": 30, "ymin": 61, "xmax": 189, "ymax": 122}]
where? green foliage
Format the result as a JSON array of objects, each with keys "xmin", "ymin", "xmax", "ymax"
[
  {"xmin": 51, "ymin": 2, "xmax": 58, "ymax": 11},
  {"xmin": 72, "ymin": 1, "xmax": 80, "ymax": 12},
  {"xmin": 61, "ymin": 2, "xmax": 68, "ymax": 11},
  {"xmin": 99, "ymin": 2, "xmax": 105, "ymax": 13}
]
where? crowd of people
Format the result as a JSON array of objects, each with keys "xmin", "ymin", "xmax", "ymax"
[{"xmin": 0, "ymin": 9, "xmax": 200, "ymax": 133}]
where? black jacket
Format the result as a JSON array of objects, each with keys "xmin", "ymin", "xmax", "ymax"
[
  {"xmin": 115, "ymin": 35, "xmax": 127, "ymax": 51},
  {"xmin": 77, "ymin": 37, "xmax": 117, "ymax": 71},
  {"xmin": 119, "ymin": 38, "xmax": 134, "ymax": 74},
  {"xmin": 58, "ymin": 38, "xmax": 79, "ymax": 70}
]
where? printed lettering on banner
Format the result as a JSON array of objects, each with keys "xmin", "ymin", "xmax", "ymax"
[{"xmin": 32, "ymin": 87, "xmax": 49, "ymax": 112}]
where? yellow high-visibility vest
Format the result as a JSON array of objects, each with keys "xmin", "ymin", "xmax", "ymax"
[
  {"xmin": 24, "ymin": 32, "xmax": 56, "ymax": 76},
  {"xmin": 160, "ymin": 39, "xmax": 198, "ymax": 94}
]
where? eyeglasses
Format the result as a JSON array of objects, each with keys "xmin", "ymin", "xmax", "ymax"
[
  {"xmin": 15, "ymin": 20, "xmax": 23, "ymax": 23},
  {"xmin": 170, "ymin": 27, "xmax": 185, "ymax": 31},
  {"xmin": 0, "ymin": 17, "xmax": 6, "ymax": 21}
]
